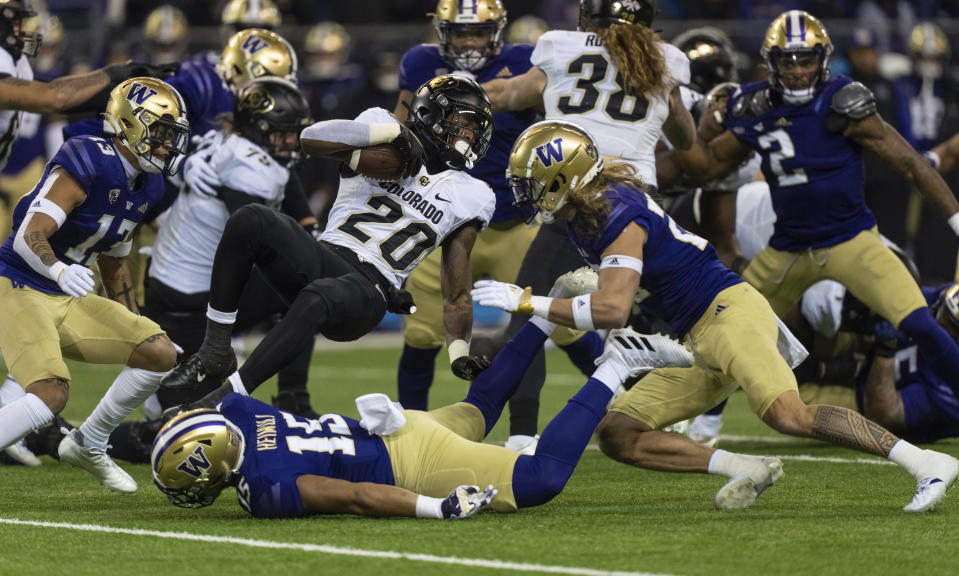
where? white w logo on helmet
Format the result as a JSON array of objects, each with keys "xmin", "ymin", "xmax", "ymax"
[
  {"xmin": 126, "ymin": 83, "xmax": 159, "ymax": 105},
  {"xmin": 175, "ymin": 445, "xmax": 212, "ymax": 478},
  {"xmin": 535, "ymin": 138, "xmax": 565, "ymax": 167}
]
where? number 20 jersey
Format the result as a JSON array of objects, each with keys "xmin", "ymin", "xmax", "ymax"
[
  {"xmin": 0, "ymin": 136, "xmax": 165, "ymax": 294},
  {"xmin": 319, "ymin": 107, "xmax": 496, "ymax": 289},
  {"xmin": 723, "ymin": 76, "xmax": 876, "ymax": 252},
  {"xmin": 533, "ymin": 30, "xmax": 689, "ymax": 188}
]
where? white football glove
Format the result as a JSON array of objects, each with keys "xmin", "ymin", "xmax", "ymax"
[
  {"xmin": 54, "ymin": 263, "xmax": 95, "ymax": 298},
  {"xmin": 595, "ymin": 328, "xmax": 694, "ymax": 377},
  {"xmin": 441, "ymin": 484, "xmax": 497, "ymax": 519},
  {"xmin": 183, "ymin": 152, "xmax": 220, "ymax": 196},
  {"xmin": 471, "ymin": 279, "xmax": 532, "ymax": 313},
  {"xmin": 548, "ymin": 266, "xmax": 598, "ymax": 299}
]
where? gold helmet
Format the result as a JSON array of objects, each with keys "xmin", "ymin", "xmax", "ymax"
[
  {"xmin": 304, "ymin": 21, "xmax": 350, "ymax": 79},
  {"xmin": 221, "ymin": 0, "xmax": 280, "ymax": 32},
  {"xmin": 219, "ymin": 28, "xmax": 298, "ymax": 93},
  {"xmin": 761, "ymin": 10, "xmax": 833, "ymax": 105},
  {"xmin": 432, "ymin": 0, "xmax": 506, "ymax": 72},
  {"xmin": 152, "ymin": 409, "xmax": 245, "ymax": 509},
  {"xmin": 143, "ymin": 5, "xmax": 189, "ymax": 64},
  {"xmin": 507, "ymin": 120, "xmax": 603, "ymax": 223},
  {"xmin": 908, "ymin": 22, "xmax": 950, "ymax": 79},
  {"xmin": 505, "ymin": 15, "xmax": 547, "ymax": 46},
  {"xmin": 103, "ymin": 77, "xmax": 190, "ymax": 176}
]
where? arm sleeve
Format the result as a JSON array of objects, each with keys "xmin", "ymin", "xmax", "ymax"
[{"xmin": 280, "ymin": 172, "xmax": 313, "ymax": 222}]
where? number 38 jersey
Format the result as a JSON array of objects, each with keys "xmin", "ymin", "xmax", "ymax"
[
  {"xmin": 319, "ymin": 107, "xmax": 496, "ymax": 289},
  {"xmin": 534, "ymin": 30, "xmax": 689, "ymax": 188},
  {"xmin": 219, "ymin": 394, "xmax": 395, "ymax": 518},
  {"xmin": 0, "ymin": 136, "xmax": 165, "ymax": 294}
]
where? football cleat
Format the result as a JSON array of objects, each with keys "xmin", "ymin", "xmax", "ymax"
[
  {"xmin": 714, "ymin": 456, "xmax": 783, "ymax": 510},
  {"xmin": 903, "ymin": 450, "xmax": 958, "ymax": 512},
  {"xmin": 160, "ymin": 351, "xmax": 237, "ymax": 392},
  {"xmin": 687, "ymin": 414, "xmax": 723, "ymax": 448},
  {"xmin": 58, "ymin": 429, "xmax": 137, "ymax": 493},
  {"xmin": 4, "ymin": 439, "xmax": 41, "ymax": 467},
  {"xmin": 504, "ymin": 434, "xmax": 539, "ymax": 456},
  {"xmin": 548, "ymin": 266, "xmax": 599, "ymax": 299},
  {"xmin": 272, "ymin": 390, "xmax": 319, "ymax": 420},
  {"xmin": 595, "ymin": 328, "xmax": 694, "ymax": 376}
]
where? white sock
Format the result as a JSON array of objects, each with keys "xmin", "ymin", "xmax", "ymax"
[
  {"xmin": 78, "ymin": 367, "xmax": 164, "ymax": 451},
  {"xmin": 592, "ymin": 360, "xmax": 629, "ymax": 393},
  {"xmin": 0, "ymin": 393, "xmax": 54, "ymax": 449},
  {"xmin": 888, "ymin": 439, "xmax": 924, "ymax": 478},
  {"xmin": 0, "ymin": 375, "xmax": 26, "ymax": 406},
  {"xmin": 228, "ymin": 372, "xmax": 248, "ymax": 396},
  {"xmin": 529, "ymin": 316, "xmax": 556, "ymax": 336},
  {"xmin": 707, "ymin": 449, "xmax": 766, "ymax": 482}
]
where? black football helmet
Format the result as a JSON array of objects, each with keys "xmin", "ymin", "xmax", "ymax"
[
  {"xmin": 579, "ymin": 0, "xmax": 655, "ymax": 29},
  {"xmin": 673, "ymin": 27, "xmax": 738, "ymax": 94},
  {"xmin": 404, "ymin": 74, "xmax": 493, "ymax": 172},
  {"xmin": 234, "ymin": 77, "xmax": 312, "ymax": 165},
  {"xmin": 0, "ymin": 0, "xmax": 40, "ymax": 59}
]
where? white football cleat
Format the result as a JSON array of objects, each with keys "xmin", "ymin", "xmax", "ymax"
[
  {"xmin": 714, "ymin": 456, "xmax": 783, "ymax": 510},
  {"xmin": 504, "ymin": 434, "xmax": 539, "ymax": 456},
  {"xmin": 688, "ymin": 414, "xmax": 723, "ymax": 448},
  {"xmin": 548, "ymin": 266, "xmax": 598, "ymax": 299},
  {"xmin": 58, "ymin": 429, "xmax": 137, "ymax": 494},
  {"xmin": 596, "ymin": 328, "xmax": 694, "ymax": 376},
  {"xmin": 4, "ymin": 439, "xmax": 41, "ymax": 467},
  {"xmin": 663, "ymin": 419, "xmax": 691, "ymax": 436},
  {"xmin": 903, "ymin": 450, "xmax": 958, "ymax": 512}
]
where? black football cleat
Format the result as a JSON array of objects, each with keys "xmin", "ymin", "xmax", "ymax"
[
  {"xmin": 272, "ymin": 390, "xmax": 319, "ymax": 420},
  {"xmin": 160, "ymin": 351, "xmax": 237, "ymax": 391}
]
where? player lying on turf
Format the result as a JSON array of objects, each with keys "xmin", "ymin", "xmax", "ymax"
[{"xmin": 152, "ymin": 272, "xmax": 710, "ymax": 518}]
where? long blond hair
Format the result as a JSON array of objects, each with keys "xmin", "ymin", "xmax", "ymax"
[
  {"xmin": 592, "ymin": 24, "xmax": 670, "ymax": 97},
  {"xmin": 568, "ymin": 161, "xmax": 649, "ymax": 238}
]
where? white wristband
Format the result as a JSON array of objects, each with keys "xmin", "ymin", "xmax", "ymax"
[
  {"xmin": 369, "ymin": 123, "xmax": 401, "ymax": 146},
  {"xmin": 948, "ymin": 212, "xmax": 959, "ymax": 237},
  {"xmin": 448, "ymin": 339, "xmax": 469, "ymax": 365},
  {"xmin": 348, "ymin": 149, "xmax": 362, "ymax": 171},
  {"xmin": 48, "ymin": 260, "xmax": 67, "ymax": 283},
  {"xmin": 415, "ymin": 495, "xmax": 444, "ymax": 519},
  {"xmin": 529, "ymin": 295, "xmax": 552, "ymax": 318},
  {"xmin": 926, "ymin": 150, "xmax": 942, "ymax": 171},
  {"xmin": 571, "ymin": 294, "xmax": 595, "ymax": 331}
]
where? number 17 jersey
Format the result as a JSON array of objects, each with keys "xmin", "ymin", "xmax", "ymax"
[{"xmin": 533, "ymin": 30, "xmax": 689, "ymax": 188}]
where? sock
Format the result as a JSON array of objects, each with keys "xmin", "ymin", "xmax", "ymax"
[
  {"xmin": 691, "ymin": 414, "xmax": 723, "ymax": 438},
  {"xmin": 888, "ymin": 439, "xmax": 924, "ymax": 478},
  {"xmin": 465, "ymin": 322, "xmax": 550, "ymax": 436},
  {"xmin": 0, "ymin": 375, "xmax": 25, "ymax": 406},
  {"xmin": 512, "ymin": 379, "xmax": 613, "ymax": 508},
  {"xmin": 898, "ymin": 308, "xmax": 959, "ymax": 392},
  {"xmin": 592, "ymin": 360, "xmax": 629, "ymax": 393},
  {"xmin": 508, "ymin": 347, "xmax": 546, "ymax": 437},
  {"xmin": 228, "ymin": 372, "xmax": 248, "ymax": 396},
  {"xmin": 559, "ymin": 331, "xmax": 604, "ymax": 376},
  {"xmin": 201, "ymin": 310, "xmax": 236, "ymax": 358},
  {"xmin": 397, "ymin": 345, "xmax": 440, "ymax": 411},
  {"xmin": 707, "ymin": 449, "xmax": 768, "ymax": 483},
  {"xmin": 79, "ymin": 367, "xmax": 164, "ymax": 451},
  {"xmin": 0, "ymin": 393, "xmax": 54, "ymax": 450}
]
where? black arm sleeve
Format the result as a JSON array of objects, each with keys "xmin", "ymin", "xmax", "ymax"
[
  {"xmin": 280, "ymin": 172, "xmax": 314, "ymax": 222},
  {"xmin": 61, "ymin": 84, "xmax": 113, "ymax": 116},
  {"xmin": 217, "ymin": 186, "xmax": 267, "ymax": 214}
]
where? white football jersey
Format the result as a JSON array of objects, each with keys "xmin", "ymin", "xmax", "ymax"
[
  {"xmin": 533, "ymin": 30, "xmax": 689, "ymax": 188},
  {"xmin": 0, "ymin": 49, "xmax": 33, "ymax": 170},
  {"xmin": 320, "ymin": 108, "xmax": 496, "ymax": 289},
  {"xmin": 150, "ymin": 131, "xmax": 289, "ymax": 294}
]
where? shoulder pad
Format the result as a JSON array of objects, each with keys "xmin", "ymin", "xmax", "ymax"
[
  {"xmin": 730, "ymin": 89, "xmax": 772, "ymax": 120},
  {"xmin": 830, "ymin": 82, "xmax": 877, "ymax": 120}
]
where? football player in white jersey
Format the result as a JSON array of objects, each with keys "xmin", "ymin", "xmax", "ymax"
[
  {"xmin": 160, "ymin": 75, "xmax": 497, "ymax": 411},
  {"xmin": 482, "ymin": 0, "xmax": 695, "ymax": 188}
]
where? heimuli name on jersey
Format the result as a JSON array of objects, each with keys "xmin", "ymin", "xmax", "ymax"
[{"xmin": 377, "ymin": 181, "xmax": 444, "ymax": 224}]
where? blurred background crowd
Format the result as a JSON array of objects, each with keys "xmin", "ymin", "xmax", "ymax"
[{"xmin": 8, "ymin": 0, "xmax": 959, "ymax": 286}]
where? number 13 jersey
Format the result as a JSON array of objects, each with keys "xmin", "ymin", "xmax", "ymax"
[
  {"xmin": 319, "ymin": 107, "xmax": 496, "ymax": 290},
  {"xmin": 533, "ymin": 30, "xmax": 689, "ymax": 188}
]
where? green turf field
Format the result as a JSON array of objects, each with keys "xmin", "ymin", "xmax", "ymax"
[{"xmin": 1, "ymin": 343, "xmax": 957, "ymax": 576}]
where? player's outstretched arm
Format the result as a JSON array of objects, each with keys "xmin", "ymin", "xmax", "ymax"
[
  {"xmin": 481, "ymin": 66, "xmax": 546, "ymax": 113},
  {"xmin": 928, "ymin": 130, "xmax": 959, "ymax": 175},
  {"xmin": 662, "ymin": 85, "xmax": 696, "ymax": 150},
  {"xmin": 847, "ymin": 114, "xmax": 959, "ymax": 229},
  {"xmin": 441, "ymin": 221, "xmax": 488, "ymax": 380}
]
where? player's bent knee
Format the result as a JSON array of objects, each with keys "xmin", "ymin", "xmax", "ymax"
[
  {"xmin": 129, "ymin": 333, "xmax": 177, "ymax": 372},
  {"xmin": 597, "ymin": 412, "xmax": 639, "ymax": 461},
  {"xmin": 761, "ymin": 392, "xmax": 812, "ymax": 437},
  {"xmin": 25, "ymin": 378, "xmax": 69, "ymax": 413}
]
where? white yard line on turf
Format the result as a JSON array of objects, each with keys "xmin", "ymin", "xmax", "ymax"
[{"xmin": 0, "ymin": 518, "xmax": 675, "ymax": 576}]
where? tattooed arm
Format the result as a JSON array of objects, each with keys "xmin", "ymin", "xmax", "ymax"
[
  {"xmin": 97, "ymin": 255, "xmax": 139, "ymax": 313},
  {"xmin": 0, "ymin": 69, "xmax": 110, "ymax": 114},
  {"xmin": 12, "ymin": 168, "xmax": 86, "ymax": 279},
  {"xmin": 440, "ymin": 220, "xmax": 481, "ymax": 347}
]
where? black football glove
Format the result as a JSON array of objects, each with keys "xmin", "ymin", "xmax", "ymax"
[
  {"xmin": 104, "ymin": 60, "xmax": 181, "ymax": 84},
  {"xmin": 451, "ymin": 354, "xmax": 492, "ymax": 381},
  {"xmin": 392, "ymin": 123, "xmax": 427, "ymax": 180}
]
